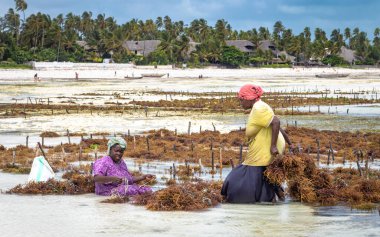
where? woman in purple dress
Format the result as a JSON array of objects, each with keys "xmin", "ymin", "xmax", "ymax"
[{"xmin": 93, "ymin": 137, "xmax": 154, "ymax": 196}]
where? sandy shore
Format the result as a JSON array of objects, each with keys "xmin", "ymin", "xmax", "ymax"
[{"xmin": 0, "ymin": 65, "xmax": 379, "ymax": 80}]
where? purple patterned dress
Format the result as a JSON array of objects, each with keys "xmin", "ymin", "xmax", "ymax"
[{"xmin": 93, "ymin": 156, "xmax": 152, "ymax": 196}]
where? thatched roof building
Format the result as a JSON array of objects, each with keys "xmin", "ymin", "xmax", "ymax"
[
  {"xmin": 76, "ymin": 40, "xmax": 96, "ymax": 51},
  {"xmin": 123, "ymin": 40, "xmax": 161, "ymax": 56},
  {"xmin": 338, "ymin": 46, "xmax": 357, "ymax": 64},
  {"xmin": 226, "ymin": 40, "xmax": 254, "ymax": 53},
  {"xmin": 258, "ymin": 40, "xmax": 279, "ymax": 55},
  {"xmin": 278, "ymin": 51, "xmax": 296, "ymax": 63}
]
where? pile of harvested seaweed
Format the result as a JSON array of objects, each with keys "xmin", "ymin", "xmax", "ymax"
[
  {"xmin": 7, "ymin": 174, "xmax": 94, "ymax": 195},
  {"xmin": 132, "ymin": 181, "xmax": 223, "ymax": 211},
  {"xmin": 264, "ymin": 154, "xmax": 380, "ymax": 209}
]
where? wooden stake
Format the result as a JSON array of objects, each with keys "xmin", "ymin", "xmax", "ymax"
[
  {"xmin": 67, "ymin": 129, "xmax": 71, "ymax": 144},
  {"xmin": 146, "ymin": 136, "xmax": 150, "ymax": 151},
  {"xmin": 229, "ymin": 158, "xmax": 235, "ymax": 168},
  {"xmin": 12, "ymin": 149, "xmax": 15, "ymax": 165},
  {"xmin": 316, "ymin": 138, "xmax": 320, "ymax": 162},
  {"xmin": 38, "ymin": 142, "xmax": 48, "ymax": 161},
  {"xmin": 239, "ymin": 144, "xmax": 243, "ymax": 164},
  {"xmin": 330, "ymin": 141, "xmax": 335, "ymax": 162},
  {"xmin": 219, "ymin": 146, "xmax": 223, "ymax": 172}
]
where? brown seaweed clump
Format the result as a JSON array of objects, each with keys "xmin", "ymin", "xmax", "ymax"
[
  {"xmin": 264, "ymin": 154, "xmax": 317, "ymax": 186},
  {"xmin": 101, "ymin": 195, "xmax": 129, "ymax": 204},
  {"xmin": 7, "ymin": 175, "xmax": 94, "ymax": 195},
  {"xmin": 265, "ymin": 154, "xmax": 380, "ymax": 210},
  {"xmin": 40, "ymin": 131, "xmax": 60, "ymax": 137},
  {"xmin": 133, "ymin": 181, "xmax": 223, "ymax": 211},
  {"xmin": 1, "ymin": 163, "xmax": 31, "ymax": 174}
]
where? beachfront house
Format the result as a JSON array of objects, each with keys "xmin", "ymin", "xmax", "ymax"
[
  {"xmin": 338, "ymin": 46, "xmax": 359, "ymax": 65},
  {"xmin": 75, "ymin": 40, "xmax": 96, "ymax": 52},
  {"xmin": 75, "ymin": 40, "xmax": 102, "ymax": 62},
  {"xmin": 226, "ymin": 40, "xmax": 255, "ymax": 54},
  {"xmin": 258, "ymin": 40, "xmax": 295, "ymax": 63},
  {"xmin": 258, "ymin": 40, "xmax": 279, "ymax": 56},
  {"xmin": 122, "ymin": 40, "xmax": 161, "ymax": 57},
  {"xmin": 188, "ymin": 38, "xmax": 200, "ymax": 57}
]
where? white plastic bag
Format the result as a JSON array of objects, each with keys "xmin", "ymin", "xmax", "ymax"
[{"xmin": 28, "ymin": 156, "xmax": 55, "ymax": 182}]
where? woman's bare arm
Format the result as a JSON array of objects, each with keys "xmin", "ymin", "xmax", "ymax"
[{"xmin": 270, "ymin": 116, "xmax": 280, "ymax": 155}]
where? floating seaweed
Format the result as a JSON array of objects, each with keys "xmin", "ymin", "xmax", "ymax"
[
  {"xmin": 1, "ymin": 163, "xmax": 31, "ymax": 174},
  {"xmin": 133, "ymin": 181, "xmax": 223, "ymax": 211},
  {"xmin": 40, "ymin": 131, "xmax": 60, "ymax": 137},
  {"xmin": 7, "ymin": 175, "xmax": 94, "ymax": 195},
  {"xmin": 101, "ymin": 195, "xmax": 129, "ymax": 204},
  {"xmin": 265, "ymin": 154, "xmax": 380, "ymax": 210}
]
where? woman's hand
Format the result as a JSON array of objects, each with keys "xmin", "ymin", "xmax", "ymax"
[
  {"xmin": 94, "ymin": 175, "xmax": 123, "ymax": 184},
  {"xmin": 113, "ymin": 177, "xmax": 123, "ymax": 184},
  {"xmin": 143, "ymin": 174, "xmax": 156, "ymax": 181},
  {"xmin": 270, "ymin": 145, "xmax": 279, "ymax": 155},
  {"xmin": 288, "ymin": 143, "xmax": 295, "ymax": 153}
]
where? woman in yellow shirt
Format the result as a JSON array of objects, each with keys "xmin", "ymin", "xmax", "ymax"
[{"xmin": 221, "ymin": 84, "xmax": 292, "ymax": 203}]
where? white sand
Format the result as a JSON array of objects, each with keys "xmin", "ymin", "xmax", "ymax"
[{"xmin": 0, "ymin": 63, "xmax": 379, "ymax": 80}]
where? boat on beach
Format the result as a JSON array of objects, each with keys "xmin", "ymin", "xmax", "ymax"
[
  {"xmin": 141, "ymin": 73, "xmax": 167, "ymax": 78},
  {"xmin": 124, "ymin": 76, "xmax": 143, "ymax": 79},
  {"xmin": 315, "ymin": 73, "xmax": 350, "ymax": 78}
]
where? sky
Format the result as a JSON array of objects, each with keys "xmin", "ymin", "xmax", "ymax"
[{"xmin": 0, "ymin": 0, "xmax": 379, "ymax": 37}]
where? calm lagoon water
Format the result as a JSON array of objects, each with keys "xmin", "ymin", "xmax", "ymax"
[
  {"xmin": 0, "ymin": 75, "xmax": 379, "ymax": 236},
  {"xmin": 1, "ymin": 158, "xmax": 380, "ymax": 237}
]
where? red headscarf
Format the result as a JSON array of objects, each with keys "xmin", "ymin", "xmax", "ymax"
[{"xmin": 238, "ymin": 84, "xmax": 264, "ymax": 100}]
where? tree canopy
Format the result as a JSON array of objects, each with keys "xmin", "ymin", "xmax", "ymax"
[{"xmin": 1, "ymin": 0, "xmax": 379, "ymax": 67}]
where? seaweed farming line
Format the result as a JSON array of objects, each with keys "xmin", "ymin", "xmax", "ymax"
[
  {"xmin": 1, "ymin": 93, "xmax": 379, "ymax": 118},
  {"xmin": 4, "ymin": 86, "xmax": 380, "ymax": 105},
  {"xmin": 79, "ymin": 88, "xmax": 380, "ymax": 97},
  {"xmin": 4, "ymin": 153, "xmax": 380, "ymax": 211},
  {"xmin": 1, "ymin": 127, "xmax": 378, "ymax": 177}
]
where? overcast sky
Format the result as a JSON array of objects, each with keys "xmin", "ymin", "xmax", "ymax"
[{"xmin": 1, "ymin": 0, "xmax": 379, "ymax": 37}]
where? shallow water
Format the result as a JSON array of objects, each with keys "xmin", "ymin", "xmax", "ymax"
[
  {"xmin": 0, "ymin": 76, "xmax": 379, "ymax": 104},
  {"xmin": 1, "ymin": 158, "xmax": 379, "ymax": 237},
  {"xmin": 0, "ymin": 108, "xmax": 379, "ymax": 148},
  {"xmin": 1, "ymin": 75, "xmax": 380, "ymax": 236}
]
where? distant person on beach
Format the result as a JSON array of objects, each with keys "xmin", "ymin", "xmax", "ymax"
[
  {"xmin": 34, "ymin": 73, "xmax": 40, "ymax": 82},
  {"xmin": 221, "ymin": 84, "xmax": 293, "ymax": 203},
  {"xmin": 93, "ymin": 137, "xmax": 155, "ymax": 196},
  {"xmin": 75, "ymin": 72, "xmax": 79, "ymax": 80}
]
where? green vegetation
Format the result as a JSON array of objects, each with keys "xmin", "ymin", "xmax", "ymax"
[
  {"xmin": 322, "ymin": 55, "xmax": 348, "ymax": 66},
  {"xmin": 0, "ymin": 61, "xmax": 32, "ymax": 69},
  {"xmin": 0, "ymin": 0, "xmax": 380, "ymax": 68},
  {"xmin": 220, "ymin": 46, "xmax": 246, "ymax": 68}
]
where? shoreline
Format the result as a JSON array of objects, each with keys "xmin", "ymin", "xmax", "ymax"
[{"xmin": 0, "ymin": 66, "xmax": 380, "ymax": 80}]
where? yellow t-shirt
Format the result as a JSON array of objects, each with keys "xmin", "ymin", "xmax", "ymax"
[{"xmin": 243, "ymin": 100, "xmax": 285, "ymax": 166}]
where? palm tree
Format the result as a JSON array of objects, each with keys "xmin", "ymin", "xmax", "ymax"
[
  {"xmin": 215, "ymin": 19, "xmax": 230, "ymax": 43},
  {"xmin": 303, "ymin": 27, "xmax": 312, "ymax": 60},
  {"xmin": 15, "ymin": 0, "xmax": 27, "ymax": 23},
  {"xmin": 5, "ymin": 8, "xmax": 20, "ymax": 42},
  {"xmin": 155, "ymin": 17, "xmax": 163, "ymax": 31},
  {"xmin": 258, "ymin": 27, "xmax": 270, "ymax": 40},
  {"xmin": 142, "ymin": 19, "xmax": 158, "ymax": 40},
  {"xmin": 175, "ymin": 34, "xmax": 190, "ymax": 62},
  {"xmin": 198, "ymin": 18, "xmax": 209, "ymax": 43},
  {"xmin": 373, "ymin": 28, "xmax": 380, "ymax": 48},
  {"xmin": 330, "ymin": 29, "xmax": 344, "ymax": 54},
  {"xmin": 273, "ymin": 21, "xmax": 284, "ymax": 49},
  {"xmin": 344, "ymin": 27, "xmax": 351, "ymax": 46},
  {"xmin": 80, "ymin": 11, "xmax": 93, "ymax": 40},
  {"xmin": 159, "ymin": 31, "xmax": 177, "ymax": 62}
]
